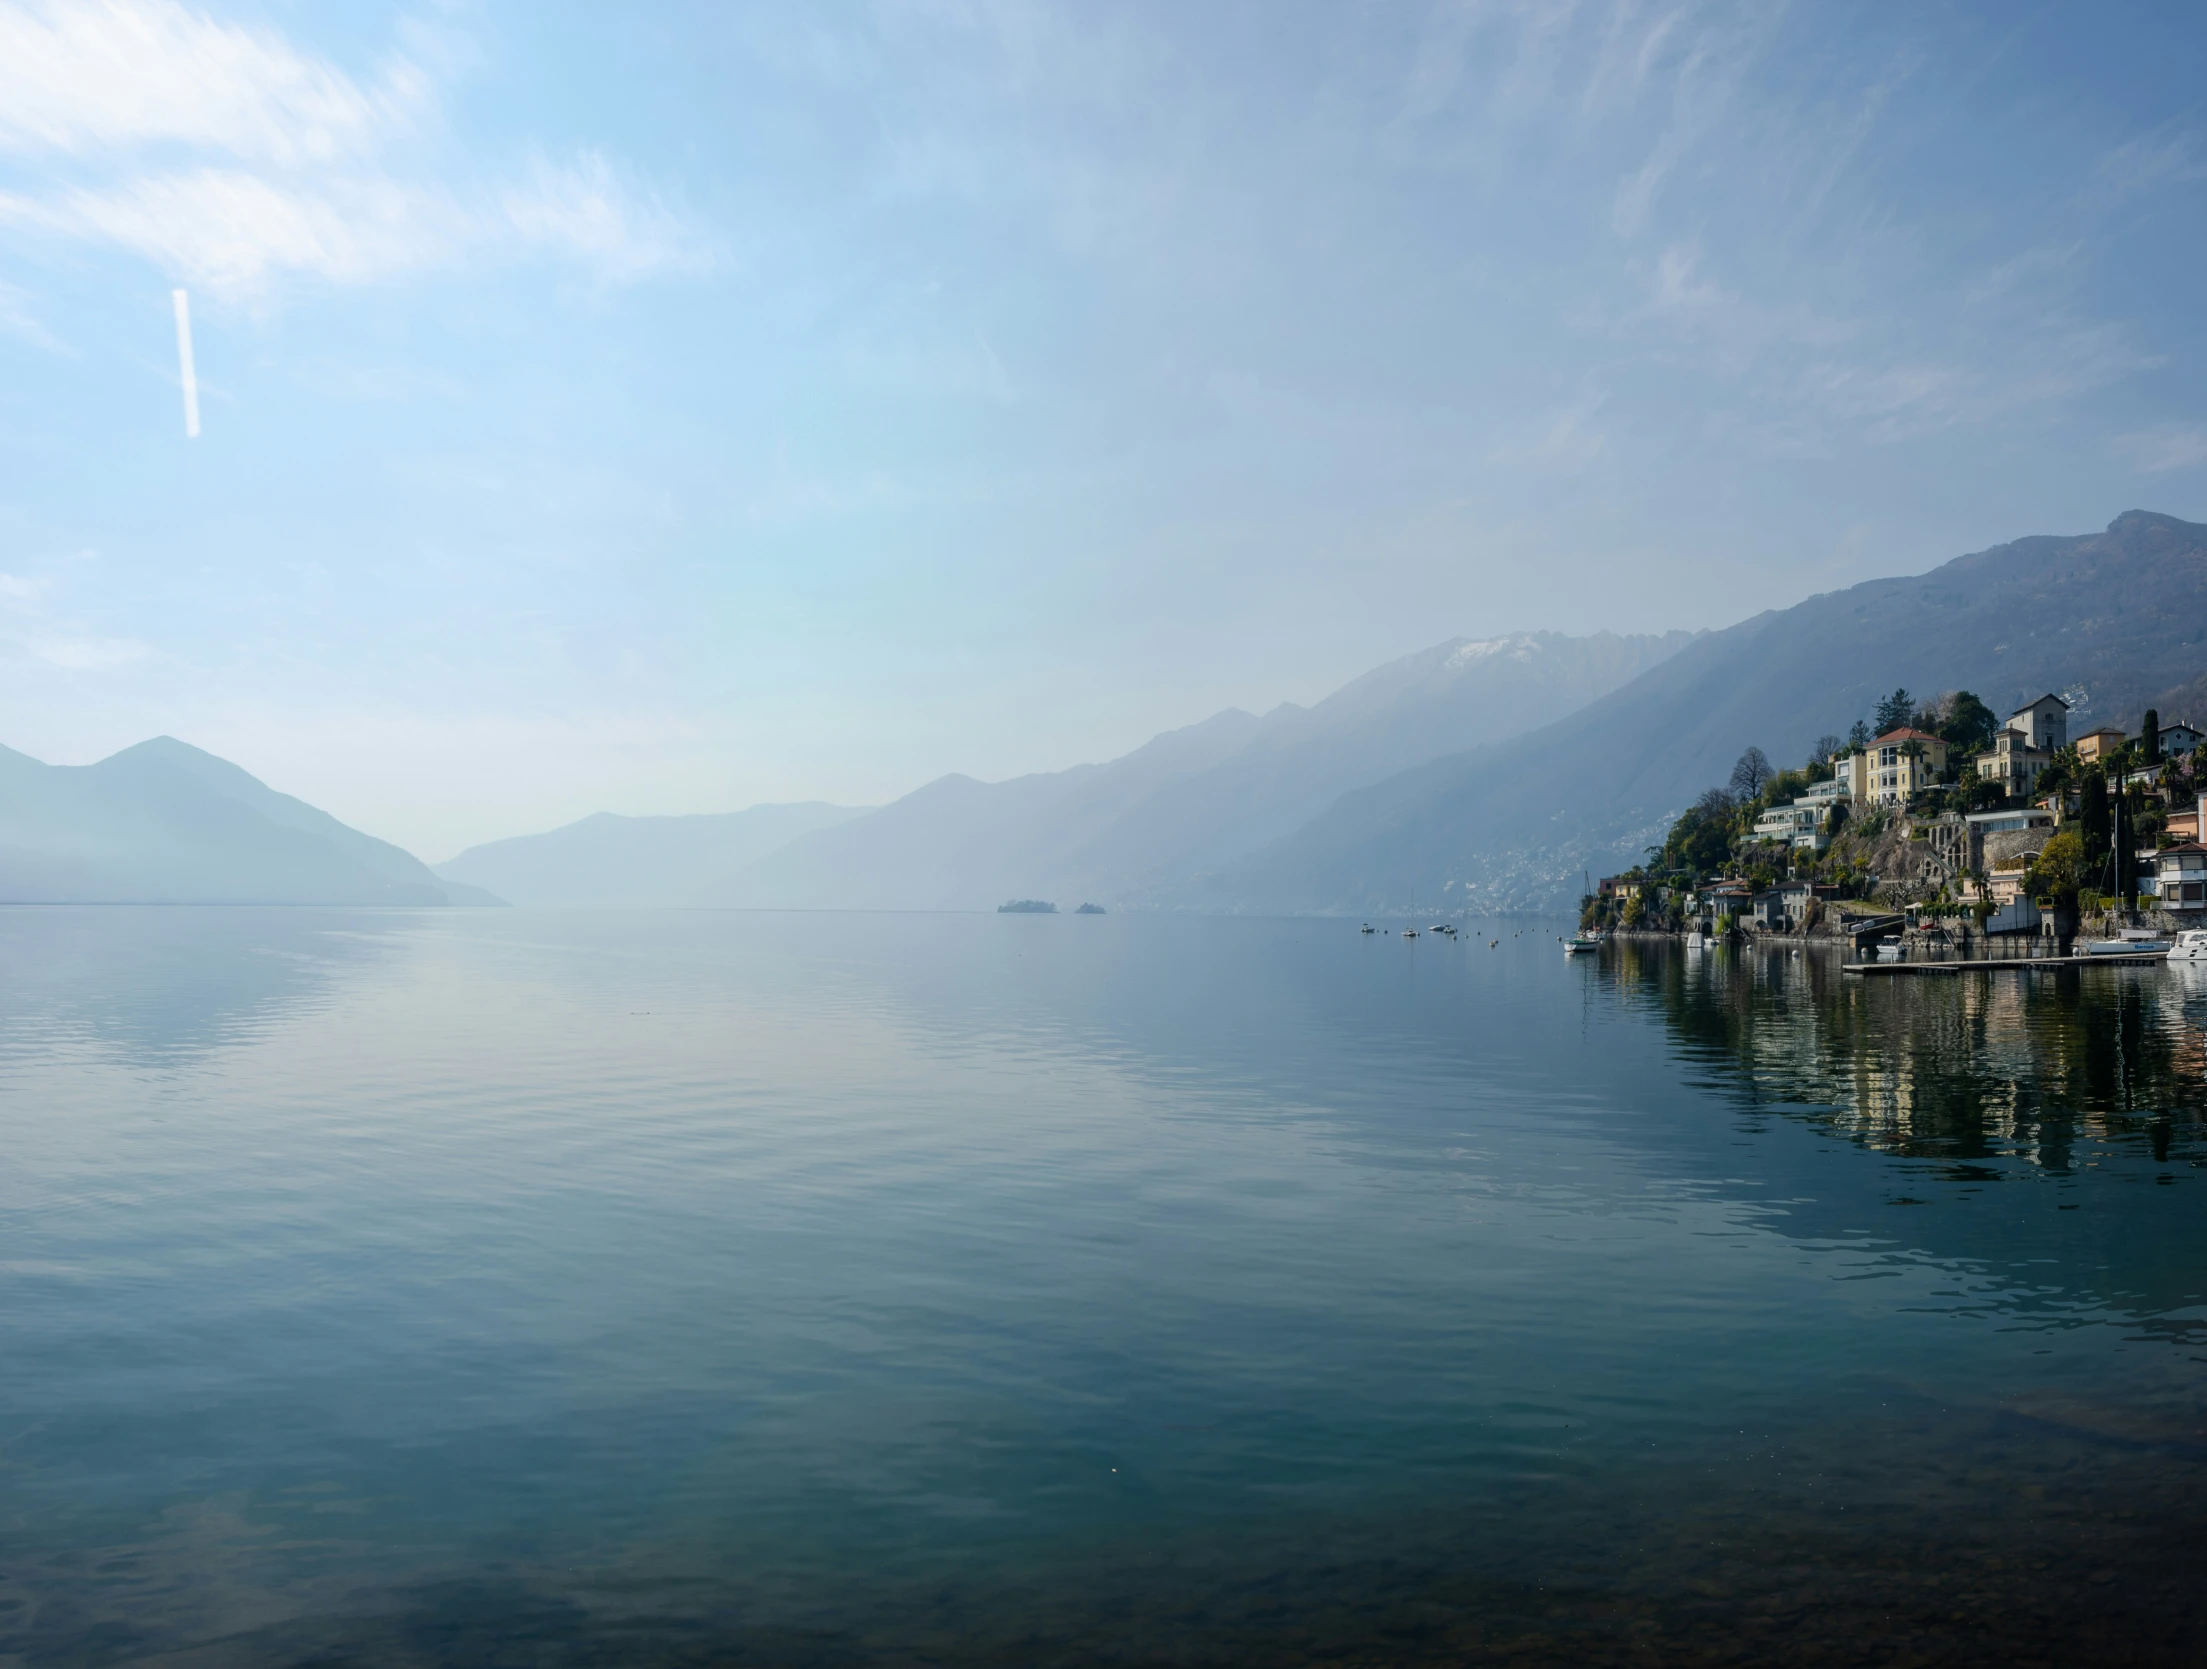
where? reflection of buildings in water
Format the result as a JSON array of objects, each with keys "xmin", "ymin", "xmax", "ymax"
[
  {"xmin": 1620, "ymin": 944, "xmax": 2207, "ymax": 1170},
  {"xmin": 1826, "ymin": 970, "xmax": 2206, "ymax": 1168},
  {"xmin": 2163, "ymin": 964, "xmax": 2207, "ymax": 1083}
]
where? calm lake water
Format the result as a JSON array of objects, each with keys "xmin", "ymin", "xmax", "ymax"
[{"xmin": 1, "ymin": 909, "xmax": 2202, "ymax": 1666}]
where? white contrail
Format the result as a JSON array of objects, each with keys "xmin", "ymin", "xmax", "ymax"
[{"xmin": 171, "ymin": 288, "xmax": 200, "ymax": 439}]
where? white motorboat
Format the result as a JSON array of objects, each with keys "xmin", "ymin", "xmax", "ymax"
[{"xmin": 2169, "ymin": 930, "xmax": 2207, "ymax": 962}]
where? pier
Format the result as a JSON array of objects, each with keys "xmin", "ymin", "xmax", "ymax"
[{"xmin": 1844, "ymin": 950, "xmax": 2170, "ymax": 975}]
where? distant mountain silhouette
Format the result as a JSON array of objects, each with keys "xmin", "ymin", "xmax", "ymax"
[
  {"xmin": 0, "ymin": 737, "xmax": 501, "ymax": 906},
  {"xmin": 434, "ymin": 803, "xmax": 868, "ymax": 906},
  {"xmin": 1214, "ymin": 511, "xmax": 2207, "ymax": 912},
  {"xmin": 66, "ymin": 512, "xmax": 2194, "ymax": 917},
  {"xmin": 720, "ymin": 630, "xmax": 1694, "ymax": 911}
]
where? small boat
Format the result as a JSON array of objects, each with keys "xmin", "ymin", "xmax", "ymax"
[
  {"xmin": 1360, "ymin": 924, "xmax": 1376, "ymax": 934},
  {"xmin": 2168, "ymin": 929, "xmax": 2207, "ymax": 962},
  {"xmin": 1875, "ymin": 940, "xmax": 1903, "ymax": 962},
  {"xmin": 1403, "ymin": 929, "xmax": 1419, "ymax": 938},
  {"xmin": 1565, "ymin": 934, "xmax": 1600, "ymax": 954},
  {"xmin": 2084, "ymin": 928, "xmax": 2168, "ymax": 956}
]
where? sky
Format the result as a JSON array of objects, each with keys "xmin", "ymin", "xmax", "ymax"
[{"xmin": 1, "ymin": 0, "xmax": 2205, "ymax": 859}]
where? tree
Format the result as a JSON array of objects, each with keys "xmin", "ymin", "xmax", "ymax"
[
  {"xmin": 1729, "ymin": 747, "xmax": 1773, "ymax": 800},
  {"xmin": 2079, "ymin": 769, "xmax": 2110, "ymax": 870},
  {"xmin": 1847, "ymin": 719, "xmax": 1871, "ymax": 751},
  {"xmin": 1657, "ymin": 789, "xmax": 1739, "ymax": 877},
  {"xmin": 1937, "ymin": 691, "xmax": 1997, "ymax": 756},
  {"xmin": 1811, "ymin": 734, "xmax": 1843, "ymax": 769},
  {"xmin": 1874, "ymin": 688, "xmax": 1915, "ymax": 735},
  {"xmin": 2036, "ymin": 742, "xmax": 2080, "ymax": 803},
  {"xmin": 2142, "ymin": 708, "xmax": 2161, "ymax": 765},
  {"xmin": 2115, "ymin": 787, "xmax": 2139, "ymax": 909},
  {"xmin": 2027, "ymin": 829, "xmax": 2086, "ymax": 910},
  {"xmin": 1958, "ymin": 766, "xmax": 2004, "ymax": 812}
]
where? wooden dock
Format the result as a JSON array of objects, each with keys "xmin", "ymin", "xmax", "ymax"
[{"xmin": 1845, "ymin": 950, "xmax": 2171, "ymax": 975}]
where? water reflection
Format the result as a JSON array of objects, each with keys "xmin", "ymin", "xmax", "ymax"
[
  {"xmin": 1601, "ymin": 938, "xmax": 2207, "ymax": 1174},
  {"xmin": 0, "ymin": 913, "xmax": 2202, "ymax": 1667},
  {"xmin": 0, "ymin": 906, "xmax": 402, "ymax": 1068}
]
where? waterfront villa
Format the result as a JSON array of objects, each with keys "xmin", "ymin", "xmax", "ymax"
[
  {"xmin": 1752, "ymin": 801, "xmax": 1828, "ymax": 849},
  {"xmin": 1973, "ymin": 693, "xmax": 2070, "ymax": 799},
  {"xmin": 2145, "ymin": 843, "xmax": 2207, "ymax": 912},
  {"xmin": 1839, "ymin": 727, "xmax": 1949, "ymax": 807},
  {"xmin": 1750, "ymin": 767, "xmax": 1854, "ymax": 851},
  {"xmin": 1703, "ymin": 880, "xmax": 1752, "ymax": 923},
  {"xmin": 1761, "ymin": 879, "xmax": 1837, "ymax": 929}
]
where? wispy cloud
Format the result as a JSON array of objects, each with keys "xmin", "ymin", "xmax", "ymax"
[
  {"xmin": 27, "ymin": 635, "xmax": 147, "ymax": 670},
  {"xmin": 0, "ymin": 276, "xmax": 64, "ymax": 349},
  {"xmin": 0, "ymin": 155, "xmax": 695, "ymax": 297},
  {"xmin": 2093, "ymin": 128, "xmax": 2207, "ymax": 205},
  {"xmin": 500, "ymin": 153, "xmax": 699, "ymax": 284},
  {"xmin": 1493, "ymin": 386, "xmax": 1610, "ymax": 472},
  {"xmin": 0, "ymin": 0, "xmax": 425, "ymax": 161},
  {"xmin": 0, "ymin": 0, "xmax": 697, "ymax": 300},
  {"xmin": 2114, "ymin": 424, "xmax": 2207, "ymax": 475},
  {"xmin": 1800, "ymin": 325, "xmax": 2159, "ymax": 446}
]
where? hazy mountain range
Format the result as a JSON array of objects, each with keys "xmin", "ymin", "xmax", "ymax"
[
  {"xmin": 1217, "ymin": 510, "xmax": 2207, "ymax": 912},
  {"xmin": 435, "ymin": 803, "xmax": 867, "ymax": 906},
  {"xmin": 0, "ymin": 737, "xmax": 498, "ymax": 906},
  {"xmin": 436, "ymin": 629, "xmax": 1692, "ymax": 910},
  {"xmin": 11, "ymin": 511, "xmax": 2206, "ymax": 913}
]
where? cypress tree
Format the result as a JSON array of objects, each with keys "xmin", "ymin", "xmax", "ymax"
[
  {"xmin": 2142, "ymin": 708, "xmax": 2161, "ymax": 765},
  {"xmin": 2080, "ymin": 769, "xmax": 2110, "ymax": 872}
]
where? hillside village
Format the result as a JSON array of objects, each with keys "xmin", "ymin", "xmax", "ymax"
[{"xmin": 1584, "ymin": 688, "xmax": 2207, "ymax": 945}]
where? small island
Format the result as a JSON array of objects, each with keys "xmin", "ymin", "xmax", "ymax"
[
  {"xmin": 998, "ymin": 899, "xmax": 1057, "ymax": 913},
  {"xmin": 1075, "ymin": 902, "xmax": 1106, "ymax": 914}
]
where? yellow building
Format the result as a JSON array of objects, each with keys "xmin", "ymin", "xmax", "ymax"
[
  {"xmin": 2073, "ymin": 726, "xmax": 2127, "ymax": 764},
  {"xmin": 1839, "ymin": 728, "xmax": 1949, "ymax": 807}
]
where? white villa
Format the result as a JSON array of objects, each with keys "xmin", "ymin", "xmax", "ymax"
[
  {"xmin": 1973, "ymin": 694, "xmax": 2069, "ymax": 799},
  {"xmin": 2146, "ymin": 842, "xmax": 2207, "ymax": 912}
]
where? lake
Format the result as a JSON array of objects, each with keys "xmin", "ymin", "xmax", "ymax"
[{"xmin": 0, "ymin": 908, "xmax": 2201, "ymax": 1665}]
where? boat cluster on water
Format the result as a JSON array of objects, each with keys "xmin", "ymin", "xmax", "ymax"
[{"xmin": 1358, "ymin": 922, "xmax": 1606, "ymax": 956}]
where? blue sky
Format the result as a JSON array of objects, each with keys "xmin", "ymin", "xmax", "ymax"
[{"xmin": 1, "ymin": 0, "xmax": 2204, "ymax": 857}]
